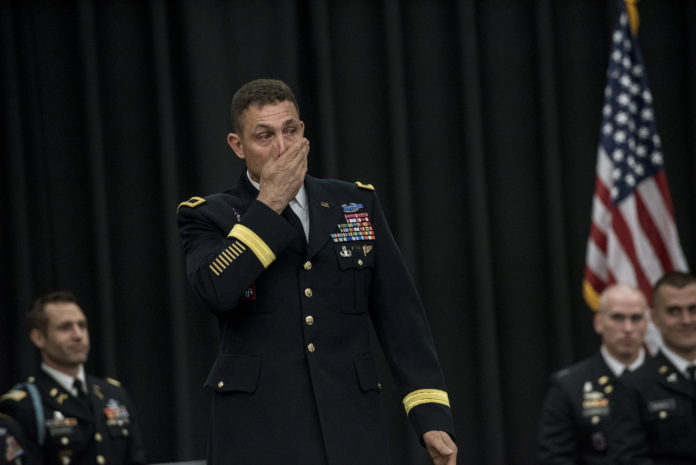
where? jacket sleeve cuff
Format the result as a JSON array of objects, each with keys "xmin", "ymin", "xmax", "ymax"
[{"xmin": 407, "ymin": 401, "xmax": 456, "ymax": 447}]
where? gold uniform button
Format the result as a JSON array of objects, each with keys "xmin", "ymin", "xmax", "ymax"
[
  {"xmin": 659, "ymin": 411, "xmax": 667, "ymax": 419},
  {"xmin": 122, "ymin": 428, "xmax": 129, "ymax": 436},
  {"xmin": 305, "ymin": 316, "xmax": 314, "ymax": 325},
  {"xmin": 61, "ymin": 436, "xmax": 69, "ymax": 445},
  {"xmin": 61, "ymin": 457, "xmax": 71, "ymax": 465},
  {"xmin": 303, "ymin": 261, "xmax": 312, "ymax": 270},
  {"xmin": 377, "ymin": 383, "xmax": 382, "ymax": 390},
  {"xmin": 591, "ymin": 416, "xmax": 600, "ymax": 425},
  {"xmin": 50, "ymin": 388, "xmax": 58, "ymax": 397},
  {"xmin": 304, "ymin": 288, "xmax": 313, "ymax": 298},
  {"xmin": 94, "ymin": 432, "xmax": 103, "ymax": 442},
  {"xmin": 217, "ymin": 381, "xmax": 224, "ymax": 389},
  {"xmin": 307, "ymin": 343, "xmax": 316, "ymax": 352},
  {"xmin": 96, "ymin": 455, "xmax": 106, "ymax": 465},
  {"xmin": 357, "ymin": 259, "xmax": 363, "ymax": 266}
]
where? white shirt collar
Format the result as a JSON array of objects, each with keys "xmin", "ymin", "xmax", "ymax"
[
  {"xmin": 246, "ymin": 170, "xmax": 308, "ymax": 209},
  {"xmin": 660, "ymin": 344, "xmax": 695, "ymax": 377},
  {"xmin": 600, "ymin": 345, "xmax": 645, "ymax": 377},
  {"xmin": 41, "ymin": 363, "xmax": 86, "ymax": 396}
]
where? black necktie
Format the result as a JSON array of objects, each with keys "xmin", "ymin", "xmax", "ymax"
[
  {"xmin": 687, "ymin": 365, "xmax": 696, "ymax": 384},
  {"xmin": 282, "ymin": 206, "xmax": 305, "ymax": 240},
  {"xmin": 73, "ymin": 379, "xmax": 86, "ymax": 399}
]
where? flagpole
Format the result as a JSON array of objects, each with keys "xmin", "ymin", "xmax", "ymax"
[{"xmin": 624, "ymin": 0, "xmax": 640, "ymax": 37}]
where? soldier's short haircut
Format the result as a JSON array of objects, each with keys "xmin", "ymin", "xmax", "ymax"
[
  {"xmin": 652, "ymin": 271, "xmax": 696, "ymax": 306},
  {"xmin": 27, "ymin": 290, "xmax": 78, "ymax": 334},
  {"xmin": 230, "ymin": 78, "xmax": 299, "ymax": 134}
]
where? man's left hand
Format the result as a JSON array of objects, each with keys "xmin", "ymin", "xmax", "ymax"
[{"xmin": 423, "ymin": 430, "xmax": 457, "ymax": 465}]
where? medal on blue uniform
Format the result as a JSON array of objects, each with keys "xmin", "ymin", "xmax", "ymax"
[{"xmin": 331, "ymin": 207, "xmax": 376, "ymax": 243}]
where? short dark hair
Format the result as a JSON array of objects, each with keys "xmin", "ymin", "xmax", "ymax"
[
  {"xmin": 652, "ymin": 271, "xmax": 696, "ymax": 306},
  {"xmin": 27, "ymin": 290, "xmax": 78, "ymax": 334},
  {"xmin": 230, "ymin": 79, "xmax": 299, "ymax": 134}
]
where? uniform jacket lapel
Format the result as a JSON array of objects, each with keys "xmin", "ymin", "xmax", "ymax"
[
  {"xmin": 305, "ymin": 177, "xmax": 343, "ymax": 259},
  {"xmin": 654, "ymin": 351, "xmax": 696, "ymax": 399},
  {"xmin": 36, "ymin": 371, "xmax": 93, "ymax": 422}
]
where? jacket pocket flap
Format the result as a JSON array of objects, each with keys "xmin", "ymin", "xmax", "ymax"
[
  {"xmin": 204, "ymin": 353, "xmax": 261, "ymax": 393},
  {"xmin": 354, "ymin": 355, "xmax": 381, "ymax": 393}
]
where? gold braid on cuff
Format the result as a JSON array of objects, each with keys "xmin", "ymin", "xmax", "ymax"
[
  {"xmin": 402, "ymin": 389, "xmax": 450, "ymax": 415},
  {"xmin": 229, "ymin": 224, "xmax": 276, "ymax": 268}
]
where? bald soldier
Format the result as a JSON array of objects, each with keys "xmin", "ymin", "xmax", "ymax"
[{"xmin": 537, "ymin": 283, "xmax": 648, "ymax": 464}]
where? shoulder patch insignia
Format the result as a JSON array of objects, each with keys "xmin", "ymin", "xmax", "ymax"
[
  {"xmin": 106, "ymin": 377, "xmax": 121, "ymax": 387},
  {"xmin": 177, "ymin": 196, "xmax": 206, "ymax": 212},
  {"xmin": 0, "ymin": 390, "xmax": 27, "ymax": 403},
  {"xmin": 355, "ymin": 181, "xmax": 375, "ymax": 191}
]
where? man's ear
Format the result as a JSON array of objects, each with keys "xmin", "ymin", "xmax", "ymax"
[
  {"xmin": 30, "ymin": 328, "xmax": 46, "ymax": 350},
  {"xmin": 593, "ymin": 312, "xmax": 602, "ymax": 336},
  {"xmin": 227, "ymin": 133, "xmax": 245, "ymax": 160}
]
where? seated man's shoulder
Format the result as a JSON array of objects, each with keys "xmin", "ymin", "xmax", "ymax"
[
  {"xmin": 551, "ymin": 355, "xmax": 598, "ymax": 384},
  {"xmin": 0, "ymin": 379, "xmax": 40, "ymax": 423},
  {"xmin": 89, "ymin": 376, "xmax": 131, "ymax": 396}
]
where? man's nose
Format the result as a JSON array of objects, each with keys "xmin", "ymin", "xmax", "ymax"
[
  {"xmin": 276, "ymin": 134, "xmax": 287, "ymax": 155},
  {"xmin": 72, "ymin": 325, "xmax": 86, "ymax": 338}
]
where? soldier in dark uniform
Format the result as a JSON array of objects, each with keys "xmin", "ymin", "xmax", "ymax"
[
  {"xmin": 611, "ymin": 271, "xmax": 696, "ymax": 465},
  {"xmin": 0, "ymin": 291, "xmax": 146, "ymax": 465},
  {"xmin": 177, "ymin": 78, "xmax": 457, "ymax": 465},
  {"xmin": 537, "ymin": 283, "xmax": 648, "ymax": 464},
  {"xmin": 0, "ymin": 413, "xmax": 30, "ymax": 465}
]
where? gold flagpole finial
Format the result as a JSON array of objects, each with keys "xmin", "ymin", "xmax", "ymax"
[{"xmin": 624, "ymin": 0, "xmax": 640, "ymax": 36}]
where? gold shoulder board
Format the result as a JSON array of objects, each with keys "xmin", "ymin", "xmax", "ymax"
[
  {"xmin": 0, "ymin": 390, "xmax": 27, "ymax": 402},
  {"xmin": 177, "ymin": 196, "xmax": 206, "ymax": 212},
  {"xmin": 355, "ymin": 181, "xmax": 375, "ymax": 191},
  {"xmin": 106, "ymin": 377, "xmax": 121, "ymax": 387}
]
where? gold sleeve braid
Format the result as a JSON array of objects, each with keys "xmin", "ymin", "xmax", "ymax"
[
  {"xmin": 402, "ymin": 389, "xmax": 450, "ymax": 415},
  {"xmin": 228, "ymin": 224, "xmax": 276, "ymax": 268}
]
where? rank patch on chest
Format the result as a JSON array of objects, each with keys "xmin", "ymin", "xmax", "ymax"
[{"xmin": 331, "ymin": 212, "xmax": 375, "ymax": 242}]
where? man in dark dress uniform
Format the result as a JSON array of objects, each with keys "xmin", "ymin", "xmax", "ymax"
[
  {"xmin": 537, "ymin": 283, "xmax": 648, "ymax": 464},
  {"xmin": 0, "ymin": 291, "xmax": 146, "ymax": 465},
  {"xmin": 611, "ymin": 271, "xmax": 696, "ymax": 465},
  {"xmin": 177, "ymin": 79, "xmax": 457, "ymax": 465}
]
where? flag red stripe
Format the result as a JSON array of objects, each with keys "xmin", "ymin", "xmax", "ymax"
[
  {"xmin": 609, "ymin": 209, "xmax": 652, "ymax": 294},
  {"xmin": 595, "ymin": 175, "xmax": 611, "ymax": 207},
  {"xmin": 635, "ymin": 190, "xmax": 673, "ymax": 272},
  {"xmin": 584, "ymin": 265, "xmax": 605, "ymax": 291},
  {"xmin": 654, "ymin": 171, "xmax": 675, "ymax": 217},
  {"xmin": 590, "ymin": 219, "xmax": 608, "ymax": 254}
]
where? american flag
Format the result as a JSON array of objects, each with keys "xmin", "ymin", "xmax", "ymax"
[{"xmin": 582, "ymin": 2, "xmax": 688, "ymax": 347}]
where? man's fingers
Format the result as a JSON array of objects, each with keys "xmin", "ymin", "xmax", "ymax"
[{"xmin": 423, "ymin": 431, "xmax": 457, "ymax": 465}]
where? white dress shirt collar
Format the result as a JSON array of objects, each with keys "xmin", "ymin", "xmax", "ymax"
[
  {"xmin": 600, "ymin": 345, "xmax": 645, "ymax": 377},
  {"xmin": 41, "ymin": 363, "xmax": 87, "ymax": 397}
]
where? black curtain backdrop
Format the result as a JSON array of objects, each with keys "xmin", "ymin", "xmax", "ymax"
[{"xmin": 2, "ymin": 1, "xmax": 695, "ymax": 464}]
